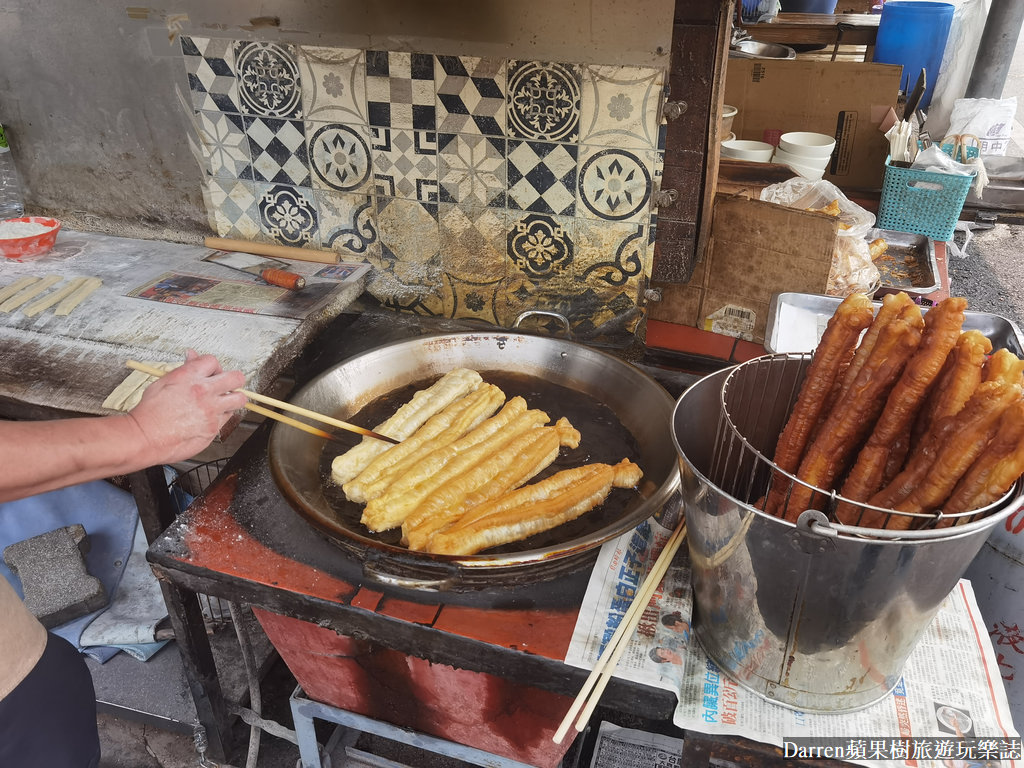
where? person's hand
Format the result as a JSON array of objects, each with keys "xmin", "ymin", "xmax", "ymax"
[{"xmin": 127, "ymin": 351, "xmax": 247, "ymax": 464}]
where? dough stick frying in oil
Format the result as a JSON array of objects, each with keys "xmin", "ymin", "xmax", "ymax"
[
  {"xmin": 352, "ymin": 397, "xmax": 533, "ymax": 503},
  {"xmin": 343, "ymin": 384, "xmax": 505, "ymax": 503},
  {"xmin": 870, "ymin": 381, "xmax": 1022, "ymax": 522},
  {"xmin": 910, "ymin": 330, "xmax": 991, "ymax": 450},
  {"xmin": 764, "ymin": 292, "xmax": 874, "ymax": 517},
  {"xmin": 330, "ymin": 368, "xmax": 483, "ymax": 485},
  {"xmin": 838, "ymin": 297, "xmax": 966, "ymax": 526},
  {"xmin": 427, "ymin": 460, "xmax": 643, "ymax": 556},
  {"xmin": 941, "ymin": 400, "xmax": 1024, "ymax": 519},
  {"xmin": 781, "ymin": 304, "xmax": 923, "ymax": 522},
  {"xmin": 401, "ymin": 418, "xmax": 581, "ymax": 549}
]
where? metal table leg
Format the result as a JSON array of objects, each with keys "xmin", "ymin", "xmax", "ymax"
[{"xmin": 130, "ymin": 465, "xmax": 233, "ymax": 762}]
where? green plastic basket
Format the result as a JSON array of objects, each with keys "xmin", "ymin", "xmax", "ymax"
[{"xmin": 876, "ymin": 157, "xmax": 976, "ymax": 242}]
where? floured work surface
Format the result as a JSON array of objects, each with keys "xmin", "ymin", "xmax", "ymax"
[{"xmin": 0, "ymin": 230, "xmax": 365, "ymax": 418}]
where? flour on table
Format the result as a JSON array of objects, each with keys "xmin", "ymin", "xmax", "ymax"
[{"xmin": 0, "ymin": 220, "xmax": 52, "ymax": 238}]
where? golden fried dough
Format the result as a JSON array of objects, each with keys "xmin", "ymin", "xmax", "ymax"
[{"xmin": 427, "ymin": 460, "xmax": 643, "ymax": 556}]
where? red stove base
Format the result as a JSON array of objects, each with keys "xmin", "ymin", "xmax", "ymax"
[{"xmin": 255, "ymin": 608, "xmax": 575, "ymax": 768}]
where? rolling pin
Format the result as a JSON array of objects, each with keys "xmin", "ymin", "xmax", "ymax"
[{"xmin": 204, "ymin": 237, "xmax": 339, "ymax": 265}]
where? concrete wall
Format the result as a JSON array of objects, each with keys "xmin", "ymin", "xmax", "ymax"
[{"xmin": 0, "ymin": 1, "xmax": 673, "ymax": 239}]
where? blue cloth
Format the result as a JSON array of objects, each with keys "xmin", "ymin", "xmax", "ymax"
[{"xmin": 0, "ymin": 481, "xmax": 139, "ymax": 662}]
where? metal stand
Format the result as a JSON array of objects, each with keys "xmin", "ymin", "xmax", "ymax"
[{"xmin": 288, "ymin": 687, "xmax": 541, "ymax": 768}]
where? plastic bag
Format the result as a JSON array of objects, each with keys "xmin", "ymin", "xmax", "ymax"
[
  {"xmin": 947, "ymin": 97, "xmax": 1017, "ymax": 156},
  {"xmin": 760, "ymin": 178, "xmax": 880, "ymax": 296}
]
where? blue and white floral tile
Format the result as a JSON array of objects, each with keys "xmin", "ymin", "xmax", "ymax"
[
  {"xmin": 437, "ymin": 133, "xmax": 505, "ymax": 208},
  {"xmin": 506, "ymin": 61, "xmax": 581, "ymax": 143},
  {"xmin": 182, "ymin": 36, "xmax": 240, "ymax": 114},
  {"xmin": 576, "ymin": 145, "xmax": 656, "ymax": 224},
  {"xmin": 371, "ymin": 128, "xmax": 438, "ymax": 203},
  {"xmin": 196, "ymin": 111, "xmax": 251, "ymax": 179},
  {"xmin": 366, "ymin": 51, "xmax": 436, "ymax": 131},
  {"xmin": 306, "ymin": 122, "xmax": 374, "ymax": 194},
  {"xmin": 439, "ymin": 272, "xmax": 512, "ymax": 326},
  {"xmin": 438, "ymin": 204, "xmax": 508, "ymax": 281},
  {"xmin": 205, "ymin": 178, "xmax": 265, "ymax": 241},
  {"xmin": 507, "ymin": 140, "xmax": 577, "ymax": 216},
  {"xmin": 314, "ymin": 190, "xmax": 380, "ymax": 260},
  {"xmin": 243, "ymin": 117, "xmax": 310, "ymax": 187},
  {"xmin": 297, "ymin": 46, "xmax": 367, "ymax": 125},
  {"xmin": 435, "ymin": 56, "xmax": 506, "ymax": 137},
  {"xmin": 256, "ymin": 183, "xmax": 320, "ymax": 248},
  {"xmin": 234, "ymin": 41, "xmax": 303, "ymax": 119},
  {"xmin": 506, "ymin": 211, "xmax": 577, "ymax": 294},
  {"xmin": 574, "ymin": 218, "xmax": 648, "ymax": 293},
  {"xmin": 578, "ymin": 64, "xmax": 664, "ymax": 150}
]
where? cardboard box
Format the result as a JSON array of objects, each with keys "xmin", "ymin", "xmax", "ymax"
[
  {"xmin": 694, "ymin": 194, "xmax": 838, "ymax": 344},
  {"xmin": 725, "ymin": 59, "xmax": 902, "ymax": 189}
]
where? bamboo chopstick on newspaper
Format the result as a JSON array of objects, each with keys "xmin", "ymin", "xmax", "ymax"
[
  {"xmin": 552, "ymin": 521, "xmax": 688, "ymax": 744},
  {"xmin": 124, "ymin": 360, "xmax": 398, "ymax": 445}
]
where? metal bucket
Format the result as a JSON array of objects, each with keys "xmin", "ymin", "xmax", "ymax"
[{"xmin": 671, "ymin": 357, "xmax": 1024, "ymax": 713}]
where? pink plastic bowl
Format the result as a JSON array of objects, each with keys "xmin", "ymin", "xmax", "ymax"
[{"xmin": 0, "ymin": 217, "xmax": 62, "ymax": 260}]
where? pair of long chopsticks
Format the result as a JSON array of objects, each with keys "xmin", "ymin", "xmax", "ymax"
[
  {"xmin": 125, "ymin": 360, "xmax": 398, "ymax": 445},
  {"xmin": 552, "ymin": 520, "xmax": 688, "ymax": 744}
]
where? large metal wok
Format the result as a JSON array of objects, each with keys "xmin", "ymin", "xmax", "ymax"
[{"xmin": 269, "ymin": 331, "xmax": 680, "ymax": 589}]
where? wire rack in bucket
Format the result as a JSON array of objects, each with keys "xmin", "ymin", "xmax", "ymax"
[
  {"xmin": 168, "ymin": 459, "xmax": 233, "ymax": 630},
  {"xmin": 713, "ymin": 353, "xmax": 1021, "ymax": 539}
]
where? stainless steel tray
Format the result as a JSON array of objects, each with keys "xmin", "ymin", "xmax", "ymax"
[
  {"xmin": 868, "ymin": 228, "xmax": 940, "ymax": 296},
  {"xmin": 766, "ymin": 292, "xmax": 1024, "ymax": 355}
]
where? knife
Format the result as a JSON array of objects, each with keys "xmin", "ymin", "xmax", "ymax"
[
  {"xmin": 904, "ymin": 68, "xmax": 927, "ymax": 120},
  {"xmin": 203, "ymin": 250, "xmax": 306, "ymax": 290}
]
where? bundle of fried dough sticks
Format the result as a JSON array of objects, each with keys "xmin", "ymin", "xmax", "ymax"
[
  {"xmin": 330, "ymin": 368, "xmax": 643, "ymax": 555},
  {"xmin": 766, "ymin": 291, "xmax": 1024, "ymax": 529}
]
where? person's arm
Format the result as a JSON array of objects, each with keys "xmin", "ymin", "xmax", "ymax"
[{"xmin": 0, "ymin": 353, "xmax": 248, "ymax": 503}]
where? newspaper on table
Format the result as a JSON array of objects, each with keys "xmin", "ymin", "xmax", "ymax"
[
  {"xmin": 588, "ymin": 722, "xmax": 684, "ymax": 768},
  {"xmin": 567, "ymin": 512, "xmax": 1020, "ymax": 768}
]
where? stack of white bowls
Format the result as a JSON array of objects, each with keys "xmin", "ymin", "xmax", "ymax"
[
  {"xmin": 772, "ymin": 132, "xmax": 836, "ymax": 180},
  {"xmin": 721, "ymin": 139, "xmax": 774, "ymax": 163}
]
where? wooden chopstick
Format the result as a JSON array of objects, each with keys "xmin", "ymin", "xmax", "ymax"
[
  {"xmin": 125, "ymin": 360, "xmax": 399, "ymax": 445},
  {"xmin": 552, "ymin": 521, "xmax": 688, "ymax": 744},
  {"xmin": 243, "ymin": 402, "xmax": 346, "ymax": 444}
]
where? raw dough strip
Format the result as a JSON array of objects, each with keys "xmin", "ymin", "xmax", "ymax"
[
  {"xmin": 427, "ymin": 459, "xmax": 643, "ymax": 556},
  {"xmin": 102, "ymin": 361, "xmax": 182, "ymax": 412},
  {"xmin": 55, "ymin": 277, "xmax": 102, "ymax": 316},
  {"xmin": 23, "ymin": 276, "xmax": 88, "ymax": 317},
  {"xmin": 331, "ymin": 368, "xmax": 483, "ymax": 485},
  {"xmin": 0, "ymin": 276, "xmax": 40, "ymax": 304},
  {"xmin": 0, "ymin": 275, "xmax": 61, "ymax": 313},
  {"xmin": 343, "ymin": 384, "xmax": 505, "ymax": 503},
  {"xmin": 401, "ymin": 418, "xmax": 581, "ymax": 549}
]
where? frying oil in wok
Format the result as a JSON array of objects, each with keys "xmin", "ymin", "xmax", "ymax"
[{"xmin": 316, "ymin": 370, "xmax": 643, "ymax": 554}]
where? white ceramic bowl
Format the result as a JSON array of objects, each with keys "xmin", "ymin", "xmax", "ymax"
[
  {"xmin": 721, "ymin": 131, "xmax": 736, "ymax": 143},
  {"xmin": 782, "ymin": 160, "xmax": 825, "ymax": 180},
  {"xmin": 778, "ymin": 131, "xmax": 836, "ymax": 158},
  {"xmin": 721, "ymin": 104, "xmax": 738, "ymax": 136},
  {"xmin": 773, "ymin": 147, "xmax": 830, "ymax": 170},
  {"xmin": 721, "ymin": 139, "xmax": 774, "ymax": 162}
]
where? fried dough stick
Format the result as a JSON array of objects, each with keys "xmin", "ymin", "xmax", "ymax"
[
  {"xmin": 837, "ymin": 292, "xmax": 917, "ymax": 403},
  {"xmin": 869, "ymin": 381, "xmax": 1022, "ymax": 525},
  {"xmin": 910, "ymin": 330, "xmax": 991, "ymax": 451},
  {"xmin": 352, "ymin": 396, "xmax": 533, "ymax": 503},
  {"xmin": 402, "ymin": 418, "xmax": 581, "ymax": 548},
  {"xmin": 364, "ymin": 417, "xmax": 580, "ymax": 534},
  {"xmin": 780, "ymin": 305, "xmax": 923, "ymax": 522},
  {"xmin": 983, "ymin": 348, "xmax": 1024, "ymax": 386},
  {"xmin": 331, "ymin": 368, "xmax": 483, "ymax": 485},
  {"xmin": 343, "ymin": 384, "xmax": 505, "ymax": 503},
  {"xmin": 427, "ymin": 460, "xmax": 643, "ymax": 556},
  {"xmin": 941, "ymin": 400, "xmax": 1024, "ymax": 519},
  {"xmin": 838, "ymin": 297, "xmax": 967, "ymax": 525},
  {"xmin": 764, "ymin": 292, "xmax": 874, "ymax": 517}
]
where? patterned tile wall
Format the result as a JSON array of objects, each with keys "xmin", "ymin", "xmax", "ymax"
[{"xmin": 183, "ymin": 37, "xmax": 666, "ymax": 338}]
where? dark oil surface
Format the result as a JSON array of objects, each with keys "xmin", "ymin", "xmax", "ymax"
[{"xmin": 316, "ymin": 370, "xmax": 643, "ymax": 555}]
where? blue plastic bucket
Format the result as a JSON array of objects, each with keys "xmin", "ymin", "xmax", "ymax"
[{"xmin": 873, "ymin": 1, "xmax": 954, "ymax": 109}]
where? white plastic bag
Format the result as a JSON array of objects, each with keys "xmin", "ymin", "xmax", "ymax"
[
  {"xmin": 947, "ymin": 97, "xmax": 1018, "ymax": 155},
  {"xmin": 760, "ymin": 179, "xmax": 880, "ymax": 296}
]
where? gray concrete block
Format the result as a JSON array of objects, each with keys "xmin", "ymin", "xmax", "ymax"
[{"xmin": 3, "ymin": 524, "xmax": 108, "ymax": 628}]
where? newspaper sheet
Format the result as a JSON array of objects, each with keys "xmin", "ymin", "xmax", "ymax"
[
  {"xmin": 588, "ymin": 722, "xmax": 684, "ymax": 768},
  {"xmin": 567, "ymin": 518, "xmax": 1019, "ymax": 767}
]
